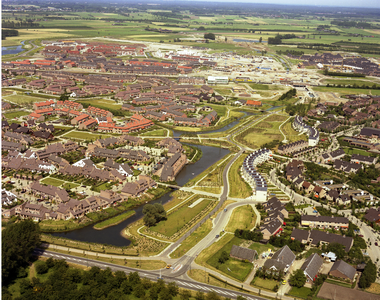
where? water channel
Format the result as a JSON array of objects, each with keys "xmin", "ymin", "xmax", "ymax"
[
  {"xmin": 2, "ymin": 41, "xmax": 25, "ymax": 56},
  {"xmin": 52, "ymin": 144, "xmax": 230, "ymax": 246}
]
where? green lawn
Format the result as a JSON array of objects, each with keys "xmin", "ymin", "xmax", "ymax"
[
  {"xmin": 40, "ymin": 177, "xmax": 65, "ymax": 187},
  {"xmin": 343, "ymin": 147, "xmax": 372, "ymax": 156},
  {"xmin": 77, "ymin": 99, "xmax": 122, "ymax": 110},
  {"xmin": 248, "ymin": 242, "xmax": 277, "ymax": 256},
  {"xmin": 61, "ymin": 182, "xmax": 80, "ymax": 190},
  {"xmin": 225, "ymin": 205, "xmax": 256, "ymax": 232},
  {"xmin": 150, "ymin": 199, "xmax": 212, "ymax": 237},
  {"xmin": 228, "ymin": 154, "xmax": 252, "ymax": 198},
  {"xmin": 140, "ymin": 129, "xmax": 167, "ymax": 136},
  {"xmin": 251, "ymin": 277, "xmax": 278, "ymax": 290},
  {"xmin": 64, "ymin": 131, "xmax": 112, "ymax": 141},
  {"xmin": 313, "ymin": 86, "xmax": 380, "ymax": 96},
  {"xmin": 3, "ymin": 111, "xmax": 29, "ymax": 119},
  {"xmin": 3, "ymin": 94, "xmax": 50, "ymax": 105},
  {"xmin": 206, "ymin": 236, "xmax": 253, "ymax": 282},
  {"xmin": 288, "ymin": 286, "xmax": 313, "ymax": 299}
]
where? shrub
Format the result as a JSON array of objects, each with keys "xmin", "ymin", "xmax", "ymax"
[{"xmin": 35, "ymin": 261, "xmax": 48, "ymax": 274}]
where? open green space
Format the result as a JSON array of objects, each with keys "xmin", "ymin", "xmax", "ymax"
[
  {"xmin": 3, "ymin": 94, "xmax": 50, "ymax": 105},
  {"xmin": 313, "ymin": 86, "xmax": 380, "ymax": 96},
  {"xmin": 150, "ymin": 199, "xmax": 212, "ymax": 237},
  {"xmin": 225, "ymin": 205, "xmax": 256, "ymax": 232},
  {"xmin": 40, "ymin": 177, "xmax": 65, "ymax": 187},
  {"xmin": 288, "ymin": 286, "xmax": 313, "ymax": 299},
  {"xmin": 77, "ymin": 99, "xmax": 122, "ymax": 110},
  {"xmin": 228, "ymin": 153, "xmax": 252, "ymax": 199},
  {"xmin": 236, "ymin": 114, "xmax": 288, "ymax": 149},
  {"xmin": 61, "ymin": 182, "xmax": 80, "ymax": 190},
  {"xmin": 3, "ymin": 111, "xmax": 30, "ymax": 119},
  {"xmin": 322, "ymin": 79, "xmax": 380, "ymax": 86},
  {"xmin": 251, "ymin": 277, "xmax": 279, "ymax": 291},
  {"xmin": 63, "ymin": 131, "xmax": 112, "ymax": 141},
  {"xmin": 343, "ymin": 147, "xmax": 372, "ymax": 156},
  {"xmin": 139, "ymin": 129, "xmax": 167, "ymax": 136},
  {"xmin": 206, "ymin": 236, "xmax": 253, "ymax": 282},
  {"xmin": 248, "ymin": 242, "xmax": 277, "ymax": 256}
]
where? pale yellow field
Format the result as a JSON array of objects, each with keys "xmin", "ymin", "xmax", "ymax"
[{"xmin": 2, "ymin": 29, "xmax": 74, "ymax": 46}]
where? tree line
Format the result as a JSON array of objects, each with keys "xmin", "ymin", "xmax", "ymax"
[{"xmin": 2, "ymin": 29, "xmax": 18, "ymax": 40}]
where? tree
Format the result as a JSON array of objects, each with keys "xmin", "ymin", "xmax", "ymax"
[
  {"xmin": 143, "ymin": 203, "xmax": 167, "ymax": 226},
  {"xmin": 289, "ymin": 269, "xmax": 307, "ymax": 288},
  {"xmin": 218, "ymin": 251, "xmax": 230, "ymax": 264},
  {"xmin": 206, "ymin": 291, "xmax": 221, "ymax": 300},
  {"xmin": 2, "ymin": 219, "xmax": 40, "ymax": 283},
  {"xmin": 259, "ymin": 37, "xmax": 262, "ymax": 43},
  {"xmin": 204, "ymin": 33, "xmax": 216, "ymax": 40},
  {"xmin": 35, "ymin": 261, "xmax": 48, "ymax": 274},
  {"xmin": 195, "ymin": 290, "xmax": 205, "ymax": 300},
  {"xmin": 180, "ymin": 290, "xmax": 192, "ymax": 300},
  {"xmin": 167, "ymin": 281, "xmax": 179, "ymax": 297}
]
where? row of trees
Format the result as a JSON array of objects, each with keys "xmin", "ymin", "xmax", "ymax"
[
  {"xmin": 142, "ymin": 203, "xmax": 167, "ymax": 226},
  {"xmin": 3, "ymin": 257, "xmax": 250, "ymax": 300}
]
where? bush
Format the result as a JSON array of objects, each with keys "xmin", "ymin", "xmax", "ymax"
[{"xmin": 35, "ymin": 261, "xmax": 48, "ymax": 274}]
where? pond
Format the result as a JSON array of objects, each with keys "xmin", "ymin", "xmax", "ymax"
[{"xmin": 2, "ymin": 41, "xmax": 25, "ymax": 56}]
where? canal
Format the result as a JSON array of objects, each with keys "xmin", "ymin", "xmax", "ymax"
[{"xmin": 52, "ymin": 144, "xmax": 230, "ymax": 246}]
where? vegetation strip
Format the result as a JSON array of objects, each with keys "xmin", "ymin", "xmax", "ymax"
[{"xmin": 93, "ymin": 210, "xmax": 136, "ymax": 230}]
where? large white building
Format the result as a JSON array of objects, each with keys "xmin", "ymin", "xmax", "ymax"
[
  {"xmin": 241, "ymin": 149, "xmax": 272, "ymax": 201},
  {"xmin": 293, "ymin": 115, "xmax": 319, "ymax": 146},
  {"xmin": 207, "ymin": 76, "xmax": 229, "ymax": 85}
]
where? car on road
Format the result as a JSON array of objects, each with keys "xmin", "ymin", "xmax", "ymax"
[
  {"xmin": 166, "ymin": 264, "xmax": 172, "ymax": 269},
  {"xmin": 359, "ymin": 234, "xmax": 364, "ymax": 237},
  {"xmin": 215, "ymin": 234, "xmax": 220, "ymax": 238},
  {"xmin": 282, "ymin": 280, "xmax": 287, "ymax": 285},
  {"xmin": 375, "ymin": 242, "xmax": 378, "ymax": 246}
]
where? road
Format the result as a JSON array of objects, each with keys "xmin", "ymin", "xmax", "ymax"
[{"xmin": 35, "ymin": 248, "xmax": 292, "ymax": 300}]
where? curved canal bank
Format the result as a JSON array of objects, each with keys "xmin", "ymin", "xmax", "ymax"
[{"xmin": 51, "ymin": 144, "xmax": 230, "ymax": 247}]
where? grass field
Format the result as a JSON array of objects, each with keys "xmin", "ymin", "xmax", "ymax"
[
  {"xmin": 3, "ymin": 111, "xmax": 30, "ymax": 119},
  {"xmin": 251, "ymin": 277, "xmax": 279, "ymax": 291},
  {"xmin": 64, "ymin": 131, "xmax": 112, "ymax": 141},
  {"xmin": 313, "ymin": 86, "xmax": 380, "ymax": 96},
  {"xmin": 140, "ymin": 129, "xmax": 167, "ymax": 136},
  {"xmin": 281, "ymin": 118, "xmax": 308, "ymax": 143},
  {"xmin": 40, "ymin": 177, "xmax": 65, "ymax": 187},
  {"xmin": 237, "ymin": 114, "xmax": 288, "ymax": 148},
  {"xmin": 77, "ymin": 99, "xmax": 122, "ymax": 110},
  {"xmin": 228, "ymin": 154, "xmax": 252, "ymax": 198},
  {"xmin": 322, "ymin": 79, "xmax": 380, "ymax": 86},
  {"xmin": 170, "ymin": 219, "xmax": 213, "ymax": 258},
  {"xmin": 288, "ymin": 286, "xmax": 312, "ymax": 298},
  {"xmin": 365, "ymin": 282, "xmax": 380, "ymax": 295},
  {"xmin": 205, "ymin": 236, "xmax": 253, "ymax": 282},
  {"xmin": 225, "ymin": 205, "xmax": 256, "ymax": 232},
  {"xmin": 62, "ymin": 182, "xmax": 80, "ymax": 190},
  {"xmin": 3, "ymin": 94, "xmax": 50, "ymax": 105},
  {"xmin": 248, "ymin": 242, "xmax": 277, "ymax": 256},
  {"xmin": 150, "ymin": 199, "xmax": 212, "ymax": 237},
  {"xmin": 343, "ymin": 147, "xmax": 371, "ymax": 156}
]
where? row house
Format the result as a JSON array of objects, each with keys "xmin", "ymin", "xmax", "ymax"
[
  {"xmin": 333, "ymin": 160, "xmax": 362, "ymax": 174},
  {"xmin": 29, "ymin": 182, "xmax": 70, "ymax": 203},
  {"xmin": 78, "ymin": 118, "xmax": 97, "ymax": 130},
  {"xmin": 277, "ymin": 140, "xmax": 308, "ymax": 155},
  {"xmin": 293, "ymin": 115, "xmax": 319, "ymax": 146},
  {"xmin": 121, "ymin": 175, "xmax": 156, "ymax": 198},
  {"xmin": 33, "ymin": 99, "xmax": 55, "ymax": 111},
  {"xmin": 301, "ymin": 215, "xmax": 349, "ymax": 230},
  {"xmin": 318, "ymin": 148, "xmax": 346, "ymax": 164},
  {"xmin": 156, "ymin": 152, "xmax": 187, "ymax": 182}
]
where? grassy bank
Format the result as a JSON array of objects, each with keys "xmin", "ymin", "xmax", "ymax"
[
  {"xmin": 93, "ymin": 210, "xmax": 136, "ymax": 230},
  {"xmin": 228, "ymin": 153, "xmax": 252, "ymax": 198}
]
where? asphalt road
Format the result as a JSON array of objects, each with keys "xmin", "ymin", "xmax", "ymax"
[{"xmin": 35, "ymin": 249, "xmax": 269, "ymax": 300}]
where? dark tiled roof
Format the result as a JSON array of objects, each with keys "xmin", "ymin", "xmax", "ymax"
[
  {"xmin": 301, "ymin": 253, "xmax": 323, "ymax": 280},
  {"xmin": 229, "ymin": 245, "xmax": 257, "ymax": 261},
  {"xmin": 330, "ymin": 260, "xmax": 356, "ymax": 281}
]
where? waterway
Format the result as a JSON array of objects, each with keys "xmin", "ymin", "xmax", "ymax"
[
  {"xmin": 2, "ymin": 41, "xmax": 25, "ymax": 56},
  {"xmin": 172, "ymin": 111, "xmax": 254, "ymax": 138},
  {"xmin": 52, "ymin": 144, "xmax": 230, "ymax": 246}
]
